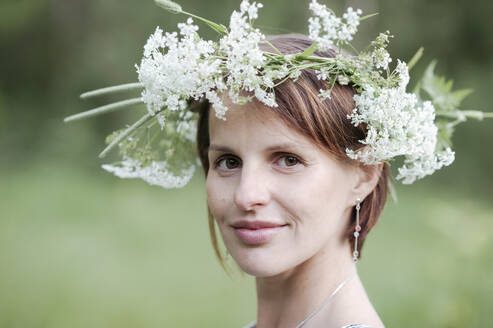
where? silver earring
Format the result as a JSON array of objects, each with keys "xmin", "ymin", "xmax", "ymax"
[{"xmin": 353, "ymin": 198, "xmax": 362, "ymax": 263}]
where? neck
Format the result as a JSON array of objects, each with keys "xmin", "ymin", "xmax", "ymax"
[{"xmin": 254, "ymin": 240, "xmax": 357, "ymax": 328}]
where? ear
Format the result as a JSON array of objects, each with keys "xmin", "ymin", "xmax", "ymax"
[{"xmin": 350, "ymin": 163, "xmax": 383, "ymax": 203}]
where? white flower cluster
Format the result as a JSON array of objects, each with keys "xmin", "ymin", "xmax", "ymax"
[
  {"xmin": 137, "ymin": 0, "xmax": 285, "ymax": 121},
  {"xmin": 395, "ymin": 59, "xmax": 410, "ymax": 89},
  {"xmin": 102, "ymin": 157, "xmax": 195, "ymax": 189},
  {"xmin": 137, "ymin": 19, "xmax": 222, "ymax": 116},
  {"xmin": 308, "ymin": 0, "xmax": 362, "ymax": 50},
  {"xmin": 92, "ymin": 0, "xmax": 467, "ymax": 188},
  {"xmin": 373, "ymin": 48, "xmax": 392, "ymax": 70},
  {"xmin": 176, "ymin": 110, "xmax": 197, "ymax": 142},
  {"xmin": 307, "ymin": 5, "xmax": 454, "ymax": 184},
  {"xmin": 396, "ymin": 148, "xmax": 455, "ymax": 184},
  {"xmin": 372, "ymin": 33, "xmax": 392, "ymax": 70},
  {"xmin": 346, "ymin": 61, "xmax": 454, "ymax": 184},
  {"xmin": 219, "ymin": 0, "xmax": 286, "ymax": 112},
  {"xmin": 114, "ymin": 0, "xmax": 291, "ymax": 188}
]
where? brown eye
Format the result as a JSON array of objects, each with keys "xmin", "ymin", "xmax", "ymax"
[
  {"xmin": 217, "ymin": 157, "xmax": 240, "ymax": 170},
  {"xmin": 279, "ymin": 155, "xmax": 301, "ymax": 167}
]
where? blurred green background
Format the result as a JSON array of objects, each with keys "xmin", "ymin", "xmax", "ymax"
[{"xmin": 0, "ymin": 0, "xmax": 492, "ymax": 327}]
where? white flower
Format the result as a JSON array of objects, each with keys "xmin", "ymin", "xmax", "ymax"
[
  {"xmin": 372, "ymin": 47, "xmax": 392, "ymax": 70},
  {"xmin": 136, "ymin": 18, "xmax": 222, "ymax": 115},
  {"xmin": 396, "ymin": 148, "xmax": 455, "ymax": 184},
  {"xmin": 122, "ymin": 1, "xmax": 458, "ymax": 189},
  {"xmin": 337, "ymin": 75, "xmax": 350, "ymax": 85},
  {"xmin": 176, "ymin": 110, "xmax": 198, "ymax": 142},
  {"xmin": 219, "ymin": 1, "xmax": 278, "ymax": 109},
  {"xmin": 346, "ymin": 85, "xmax": 450, "ymax": 183},
  {"xmin": 318, "ymin": 88, "xmax": 332, "ymax": 99},
  {"xmin": 240, "ymin": 0, "xmax": 263, "ymax": 20},
  {"xmin": 156, "ymin": 112, "xmax": 166, "ymax": 129},
  {"xmin": 143, "ymin": 26, "xmax": 166, "ymax": 57},
  {"xmin": 308, "ymin": 1, "xmax": 362, "ymax": 50},
  {"xmin": 102, "ymin": 157, "xmax": 195, "ymax": 189},
  {"xmin": 395, "ymin": 59, "xmax": 410, "ymax": 89}
]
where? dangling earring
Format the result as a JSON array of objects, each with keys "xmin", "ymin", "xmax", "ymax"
[{"xmin": 353, "ymin": 198, "xmax": 362, "ymax": 263}]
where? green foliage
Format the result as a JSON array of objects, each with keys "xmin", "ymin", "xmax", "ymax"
[
  {"xmin": 413, "ymin": 60, "xmax": 489, "ymax": 150},
  {"xmin": 420, "ymin": 60, "xmax": 473, "ymax": 113},
  {"xmin": 104, "ymin": 108, "xmax": 198, "ymax": 177},
  {"xmin": 154, "ymin": 0, "xmax": 183, "ymax": 14}
]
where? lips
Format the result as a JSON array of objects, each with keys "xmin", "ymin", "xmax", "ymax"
[
  {"xmin": 231, "ymin": 220, "xmax": 287, "ymax": 229},
  {"xmin": 231, "ymin": 220, "xmax": 288, "ymax": 244}
]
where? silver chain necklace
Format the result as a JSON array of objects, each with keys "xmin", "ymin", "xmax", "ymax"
[
  {"xmin": 247, "ymin": 271, "xmax": 357, "ymax": 328},
  {"xmin": 294, "ymin": 271, "xmax": 357, "ymax": 327}
]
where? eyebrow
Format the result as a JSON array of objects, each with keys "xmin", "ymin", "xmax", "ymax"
[{"xmin": 208, "ymin": 142, "xmax": 304, "ymax": 153}]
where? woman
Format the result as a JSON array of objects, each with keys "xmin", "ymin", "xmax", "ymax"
[
  {"xmin": 66, "ymin": 1, "xmax": 491, "ymax": 326},
  {"xmin": 197, "ymin": 35, "xmax": 387, "ymax": 328}
]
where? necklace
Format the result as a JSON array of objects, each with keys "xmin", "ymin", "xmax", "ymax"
[
  {"xmin": 294, "ymin": 270, "xmax": 357, "ymax": 328},
  {"xmin": 245, "ymin": 271, "xmax": 357, "ymax": 328}
]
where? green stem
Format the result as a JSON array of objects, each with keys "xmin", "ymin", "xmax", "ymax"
[
  {"xmin": 80, "ymin": 82, "xmax": 142, "ymax": 99},
  {"xmin": 274, "ymin": 75, "xmax": 292, "ymax": 87},
  {"xmin": 300, "ymin": 55, "xmax": 334, "ymax": 63},
  {"xmin": 99, "ymin": 112, "xmax": 155, "ymax": 158},
  {"xmin": 359, "ymin": 13, "xmax": 379, "ymax": 21},
  {"xmin": 293, "ymin": 62, "xmax": 331, "ymax": 71},
  {"xmin": 346, "ymin": 42, "xmax": 359, "ymax": 55},
  {"xmin": 436, "ymin": 110, "xmax": 490, "ymax": 121},
  {"xmin": 263, "ymin": 40, "xmax": 283, "ymax": 56},
  {"xmin": 181, "ymin": 10, "xmax": 228, "ymax": 34},
  {"xmin": 407, "ymin": 47, "xmax": 423, "ymax": 72},
  {"xmin": 297, "ymin": 42, "xmax": 319, "ymax": 59},
  {"xmin": 65, "ymin": 98, "xmax": 143, "ymax": 122}
]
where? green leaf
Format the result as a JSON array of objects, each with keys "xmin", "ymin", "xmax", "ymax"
[
  {"xmin": 64, "ymin": 98, "xmax": 143, "ymax": 122},
  {"xmin": 420, "ymin": 60, "xmax": 473, "ymax": 112},
  {"xmin": 99, "ymin": 113, "xmax": 154, "ymax": 158},
  {"xmin": 297, "ymin": 42, "xmax": 319, "ymax": 60},
  {"xmin": 80, "ymin": 82, "xmax": 142, "ymax": 99},
  {"xmin": 154, "ymin": 0, "xmax": 182, "ymax": 14},
  {"xmin": 359, "ymin": 13, "xmax": 378, "ymax": 22},
  {"xmin": 435, "ymin": 120, "xmax": 454, "ymax": 149}
]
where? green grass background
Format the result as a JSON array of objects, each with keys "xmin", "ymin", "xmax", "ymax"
[{"xmin": 1, "ymin": 162, "xmax": 492, "ymax": 327}]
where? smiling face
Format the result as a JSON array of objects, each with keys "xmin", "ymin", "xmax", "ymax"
[{"xmin": 206, "ymin": 100, "xmax": 360, "ymax": 277}]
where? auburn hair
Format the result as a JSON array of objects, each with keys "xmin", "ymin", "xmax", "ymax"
[{"xmin": 195, "ymin": 34, "xmax": 390, "ymax": 271}]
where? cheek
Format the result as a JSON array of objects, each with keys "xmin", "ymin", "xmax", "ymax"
[
  {"xmin": 205, "ymin": 172, "xmax": 234, "ymax": 223},
  {"xmin": 276, "ymin": 166, "xmax": 349, "ymax": 231}
]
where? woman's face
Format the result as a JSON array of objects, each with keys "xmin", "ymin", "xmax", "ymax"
[{"xmin": 206, "ymin": 101, "xmax": 359, "ymax": 277}]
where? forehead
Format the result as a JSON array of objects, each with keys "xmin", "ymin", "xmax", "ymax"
[{"xmin": 208, "ymin": 101, "xmax": 313, "ymax": 149}]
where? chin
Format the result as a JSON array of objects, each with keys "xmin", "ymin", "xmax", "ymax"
[
  {"xmin": 231, "ymin": 247, "xmax": 293, "ymax": 277},
  {"xmin": 237, "ymin": 262, "xmax": 285, "ymax": 277}
]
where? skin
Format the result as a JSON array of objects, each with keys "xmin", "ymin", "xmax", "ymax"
[{"xmin": 206, "ymin": 99, "xmax": 384, "ymax": 328}]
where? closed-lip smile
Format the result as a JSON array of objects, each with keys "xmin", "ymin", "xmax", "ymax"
[
  {"xmin": 231, "ymin": 220, "xmax": 288, "ymax": 229},
  {"xmin": 231, "ymin": 220, "xmax": 288, "ymax": 244}
]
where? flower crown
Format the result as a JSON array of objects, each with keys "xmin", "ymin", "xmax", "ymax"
[{"xmin": 65, "ymin": 0, "xmax": 492, "ymax": 188}]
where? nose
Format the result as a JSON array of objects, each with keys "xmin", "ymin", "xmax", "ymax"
[{"xmin": 234, "ymin": 163, "xmax": 271, "ymax": 212}]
